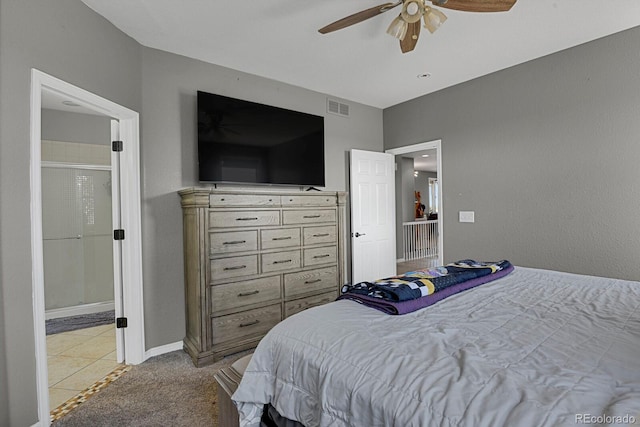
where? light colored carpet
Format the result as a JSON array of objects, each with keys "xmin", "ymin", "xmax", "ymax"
[{"xmin": 52, "ymin": 349, "xmax": 251, "ymax": 427}]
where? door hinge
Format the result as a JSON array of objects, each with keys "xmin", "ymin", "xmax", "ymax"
[
  {"xmin": 114, "ymin": 229, "xmax": 125, "ymax": 240},
  {"xmin": 116, "ymin": 317, "xmax": 128, "ymax": 328},
  {"xmin": 112, "ymin": 140, "xmax": 123, "ymax": 152}
]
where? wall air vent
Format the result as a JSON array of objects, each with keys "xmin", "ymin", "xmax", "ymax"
[{"xmin": 327, "ymin": 98, "xmax": 350, "ymax": 117}]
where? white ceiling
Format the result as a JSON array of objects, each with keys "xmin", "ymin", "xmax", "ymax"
[
  {"xmin": 41, "ymin": 88, "xmax": 105, "ymax": 115},
  {"xmin": 80, "ymin": 0, "xmax": 640, "ymax": 109},
  {"xmin": 405, "ymin": 149, "xmax": 437, "ymax": 172}
]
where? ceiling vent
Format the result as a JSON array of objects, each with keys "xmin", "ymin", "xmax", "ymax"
[{"xmin": 327, "ymin": 98, "xmax": 350, "ymax": 117}]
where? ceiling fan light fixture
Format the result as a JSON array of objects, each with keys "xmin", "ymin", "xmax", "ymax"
[
  {"xmin": 387, "ymin": 15, "xmax": 409, "ymax": 40},
  {"xmin": 401, "ymin": 0, "xmax": 425, "ymax": 23},
  {"xmin": 423, "ymin": 6, "xmax": 447, "ymax": 33}
]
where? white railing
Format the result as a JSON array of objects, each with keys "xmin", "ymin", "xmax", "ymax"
[{"xmin": 403, "ymin": 220, "xmax": 438, "ymax": 260}]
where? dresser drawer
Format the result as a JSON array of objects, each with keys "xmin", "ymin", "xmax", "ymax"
[
  {"xmin": 209, "ymin": 210, "xmax": 280, "ymax": 228},
  {"xmin": 303, "ymin": 246, "xmax": 337, "ymax": 267},
  {"xmin": 303, "ymin": 225, "xmax": 337, "ymax": 245},
  {"xmin": 209, "ymin": 193, "xmax": 279, "ymax": 207},
  {"xmin": 282, "ymin": 209, "xmax": 336, "ymax": 225},
  {"xmin": 210, "ymin": 255, "xmax": 258, "ymax": 281},
  {"xmin": 284, "ymin": 266, "xmax": 337, "ymax": 299},
  {"xmin": 261, "ymin": 228, "xmax": 301, "ymax": 250},
  {"xmin": 212, "ymin": 304, "xmax": 282, "ymax": 346},
  {"xmin": 261, "ymin": 250, "xmax": 301, "ymax": 273},
  {"xmin": 281, "ymin": 195, "xmax": 337, "ymax": 207},
  {"xmin": 209, "ymin": 230, "xmax": 258, "ymax": 255},
  {"xmin": 211, "ymin": 276, "xmax": 281, "ymax": 314},
  {"xmin": 284, "ymin": 291, "xmax": 337, "ymax": 317}
]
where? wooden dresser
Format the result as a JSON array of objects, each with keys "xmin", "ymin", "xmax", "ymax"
[{"xmin": 179, "ymin": 188, "xmax": 348, "ymax": 367}]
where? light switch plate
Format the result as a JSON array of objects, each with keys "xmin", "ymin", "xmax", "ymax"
[{"xmin": 459, "ymin": 211, "xmax": 475, "ymax": 223}]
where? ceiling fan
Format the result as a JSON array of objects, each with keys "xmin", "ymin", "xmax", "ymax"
[{"xmin": 318, "ymin": 0, "xmax": 517, "ymax": 53}]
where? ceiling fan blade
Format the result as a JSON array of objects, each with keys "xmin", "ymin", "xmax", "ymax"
[
  {"xmin": 318, "ymin": 2, "xmax": 401, "ymax": 34},
  {"xmin": 430, "ymin": 0, "xmax": 516, "ymax": 13},
  {"xmin": 400, "ymin": 21, "xmax": 421, "ymax": 53}
]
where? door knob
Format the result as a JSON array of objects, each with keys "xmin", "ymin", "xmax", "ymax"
[{"xmin": 354, "ymin": 232, "xmax": 366, "ymax": 237}]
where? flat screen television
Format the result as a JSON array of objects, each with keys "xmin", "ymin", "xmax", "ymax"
[{"xmin": 197, "ymin": 91, "xmax": 325, "ymax": 186}]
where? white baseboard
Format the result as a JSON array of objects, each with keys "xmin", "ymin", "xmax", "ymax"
[
  {"xmin": 396, "ymin": 258, "xmax": 405, "ymax": 263},
  {"xmin": 144, "ymin": 341, "xmax": 183, "ymax": 360},
  {"xmin": 45, "ymin": 301, "xmax": 115, "ymax": 320}
]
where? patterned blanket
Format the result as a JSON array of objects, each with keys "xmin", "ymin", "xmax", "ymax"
[
  {"xmin": 341, "ymin": 259, "xmax": 512, "ymax": 302},
  {"xmin": 337, "ymin": 264, "xmax": 514, "ymax": 315}
]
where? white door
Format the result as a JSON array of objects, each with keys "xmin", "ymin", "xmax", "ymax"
[{"xmin": 350, "ymin": 149, "xmax": 396, "ymax": 283}]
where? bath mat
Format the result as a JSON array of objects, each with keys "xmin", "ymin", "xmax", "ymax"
[{"xmin": 46, "ymin": 310, "xmax": 115, "ymax": 335}]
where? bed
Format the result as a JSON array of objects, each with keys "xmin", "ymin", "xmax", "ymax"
[{"xmin": 232, "ymin": 265, "xmax": 640, "ymax": 427}]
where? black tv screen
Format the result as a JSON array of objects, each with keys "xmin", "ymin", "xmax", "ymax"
[{"xmin": 197, "ymin": 91, "xmax": 325, "ymax": 186}]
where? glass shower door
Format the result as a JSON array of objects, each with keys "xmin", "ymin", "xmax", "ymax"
[{"xmin": 42, "ymin": 167, "xmax": 114, "ymax": 312}]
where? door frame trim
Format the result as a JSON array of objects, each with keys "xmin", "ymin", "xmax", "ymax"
[
  {"xmin": 30, "ymin": 69, "xmax": 145, "ymax": 425},
  {"xmin": 385, "ymin": 139, "xmax": 444, "ymax": 265}
]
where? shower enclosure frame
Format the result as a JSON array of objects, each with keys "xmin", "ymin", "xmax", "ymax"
[{"xmin": 41, "ymin": 161, "xmax": 115, "ymax": 319}]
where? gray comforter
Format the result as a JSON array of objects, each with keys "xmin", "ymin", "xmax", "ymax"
[{"xmin": 233, "ymin": 267, "xmax": 640, "ymax": 426}]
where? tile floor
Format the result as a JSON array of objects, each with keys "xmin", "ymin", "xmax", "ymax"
[{"xmin": 47, "ymin": 324, "xmax": 123, "ymax": 410}]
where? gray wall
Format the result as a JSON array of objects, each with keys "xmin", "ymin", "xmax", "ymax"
[
  {"xmin": 395, "ymin": 157, "xmax": 416, "ymax": 259},
  {"xmin": 0, "ymin": 274, "xmax": 7, "ymax": 426},
  {"xmin": 41, "ymin": 109, "xmax": 111, "ymax": 145},
  {"xmin": 139, "ymin": 46, "xmax": 383, "ymax": 348},
  {"xmin": 384, "ymin": 26, "xmax": 640, "ymax": 281},
  {"xmin": 0, "ymin": 0, "xmax": 141, "ymax": 424}
]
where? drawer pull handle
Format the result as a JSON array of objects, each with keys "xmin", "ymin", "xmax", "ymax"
[
  {"xmin": 239, "ymin": 320, "xmax": 260, "ymax": 328},
  {"xmin": 305, "ymin": 279, "xmax": 322, "ymax": 284},
  {"xmin": 273, "ymin": 259, "xmax": 292, "ymax": 264},
  {"xmin": 303, "ymin": 215, "xmax": 321, "ymax": 219},
  {"xmin": 313, "ymin": 254, "xmax": 330, "ymax": 259},
  {"xmin": 223, "ymin": 240, "xmax": 246, "ymax": 245},
  {"xmin": 313, "ymin": 233, "xmax": 329, "ymax": 237},
  {"xmin": 223, "ymin": 265, "xmax": 247, "ymax": 271},
  {"xmin": 236, "ymin": 217, "xmax": 258, "ymax": 221},
  {"xmin": 238, "ymin": 290, "xmax": 260, "ymax": 297},
  {"xmin": 272, "ymin": 236, "xmax": 292, "ymax": 241}
]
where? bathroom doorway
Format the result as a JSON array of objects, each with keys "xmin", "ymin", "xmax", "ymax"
[
  {"xmin": 40, "ymin": 115, "xmax": 120, "ymax": 410},
  {"xmin": 30, "ymin": 69, "xmax": 144, "ymax": 424}
]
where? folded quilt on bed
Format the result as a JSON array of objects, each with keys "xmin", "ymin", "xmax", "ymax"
[
  {"xmin": 338, "ymin": 263, "xmax": 514, "ymax": 315},
  {"xmin": 341, "ymin": 259, "xmax": 512, "ymax": 303}
]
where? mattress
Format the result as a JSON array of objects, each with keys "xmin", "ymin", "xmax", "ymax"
[{"xmin": 232, "ymin": 267, "xmax": 640, "ymax": 427}]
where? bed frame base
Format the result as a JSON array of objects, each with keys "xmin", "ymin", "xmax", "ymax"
[{"xmin": 214, "ymin": 354, "xmax": 251, "ymax": 427}]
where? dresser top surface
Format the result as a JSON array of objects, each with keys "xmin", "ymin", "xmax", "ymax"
[{"xmin": 179, "ymin": 187, "xmax": 346, "ymax": 197}]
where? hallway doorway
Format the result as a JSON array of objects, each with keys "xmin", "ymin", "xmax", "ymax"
[{"xmin": 386, "ymin": 139, "xmax": 444, "ymax": 272}]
